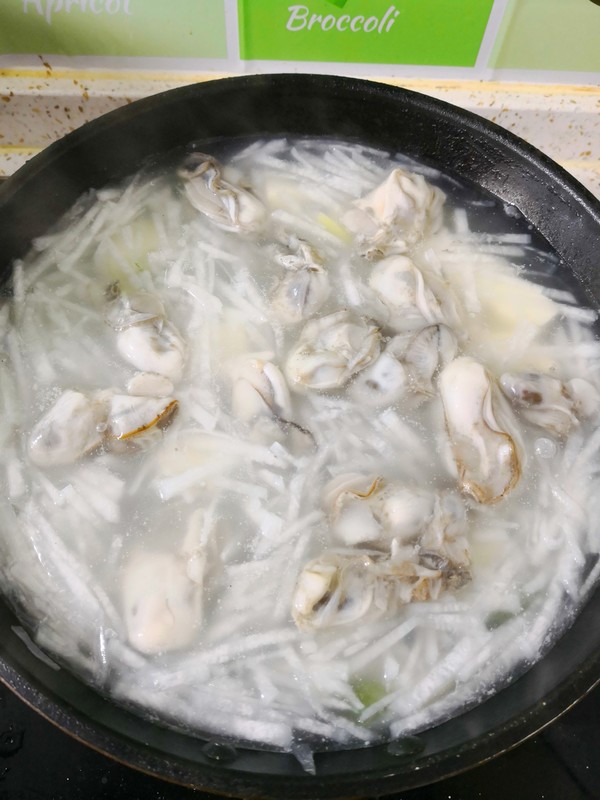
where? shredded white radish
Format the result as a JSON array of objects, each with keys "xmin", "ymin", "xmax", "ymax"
[{"xmin": 1, "ymin": 137, "xmax": 599, "ymax": 767}]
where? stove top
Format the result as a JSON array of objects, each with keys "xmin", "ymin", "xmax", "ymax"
[{"xmin": 1, "ymin": 679, "xmax": 599, "ymax": 799}]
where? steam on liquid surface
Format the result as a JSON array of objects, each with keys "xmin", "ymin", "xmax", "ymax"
[{"xmin": 1, "ymin": 138, "xmax": 600, "ymax": 765}]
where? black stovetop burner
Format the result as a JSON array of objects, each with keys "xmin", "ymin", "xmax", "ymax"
[{"xmin": 1, "ymin": 680, "xmax": 598, "ymax": 799}]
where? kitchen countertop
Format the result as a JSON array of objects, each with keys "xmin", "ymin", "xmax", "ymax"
[{"xmin": 0, "ymin": 71, "xmax": 599, "ymax": 199}]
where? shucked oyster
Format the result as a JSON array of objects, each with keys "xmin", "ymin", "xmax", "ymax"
[
  {"xmin": 343, "ymin": 168, "xmax": 445, "ymax": 258},
  {"xmin": 105, "ymin": 287, "xmax": 165, "ymax": 331},
  {"xmin": 122, "ymin": 554, "xmax": 200, "ymax": 655},
  {"xmin": 285, "ymin": 310, "xmax": 381, "ymax": 392},
  {"xmin": 117, "ymin": 320, "xmax": 185, "ymax": 383},
  {"xmin": 271, "ymin": 241, "xmax": 330, "ymax": 323},
  {"xmin": 122, "ymin": 507, "xmax": 207, "ymax": 655},
  {"xmin": 126, "ymin": 372, "xmax": 175, "ymax": 398},
  {"xmin": 108, "ymin": 394, "xmax": 178, "ymax": 440},
  {"xmin": 500, "ymin": 372, "xmax": 600, "ymax": 438},
  {"xmin": 227, "ymin": 355, "xmax": 315, "ymax": 451},
  {"xmin": 122, "ymin": 551, "xmax": 201, "ymax": 654},
  {"xmin": 323, "ymin": 473, "xmax": 385, "ymax": 545},
  {"xmin": 28, "ymin": 390, "xmax": 109, "ymax": 467},
  {"xmin": 106, "ymin": 285, "xmax": 186, "ymax": 383},
  {"xmin": 324, "ymin": 475, "xmax": 470, "ymax": 582},
  {"xmin": 229, "ymin": 357, "xmax": 292, "ymax": 422},
  {"xmin": 368, "ymin": 256, "xmax": 448, "ymax": 333},
  {"xmin": 292, "ymin": 551, "xmax": 377, "ymax": 631},
  {"xmin": 29, "ymin": 389, "xmax": 178, "ymax": 467},
  {"xmin": 291, "ymin": 547, "xmax": 456, "ymax": 632},
  {"xmin": 440, "ymin": 357, "xmax": 523, "ymax": 505},
  {"xmin": 418, "ymin": 490, "xmax": 471, "ymax": 589},
  {"xmin": 324, "ymin": 474, "xmax": 432, "ymax": 547},
  {"xmin": 351, "ymin": 324, "xmax": 457, "ymax": 407},
  {"xmin": 179, "ymin": 152, "xmax": 267, "ymax": 233}
]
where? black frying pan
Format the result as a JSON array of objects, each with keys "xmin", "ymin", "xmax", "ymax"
[{"xmin": 1, "ymin": 74, "xmax": 600, "ymax": 799}]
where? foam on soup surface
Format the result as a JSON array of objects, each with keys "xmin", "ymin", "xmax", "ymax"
[{"xmin": 1, "ymin": 138, "xmax": 600, "ymax": 766}]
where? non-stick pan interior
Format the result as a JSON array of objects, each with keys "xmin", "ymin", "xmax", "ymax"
[{"xmin": 1, "ymin": 74, "xmax": 600, "ymax": 798}]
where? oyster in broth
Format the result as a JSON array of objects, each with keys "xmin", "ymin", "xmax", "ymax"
[
  {"xmin": 351, "ymin": 324, "xmax": 457, "ymax": 406},
  {"xmin": 368, "ymin": 256, "xmax": 448, "ymax": 333},
  {"xmin": 28, "ymin": 390, "xmax": 109, "ymax": 467},
  {"xmin": 105, "ymin": 287, "xmax": 165, "ymax": 332},
  {"xmin": 117, "ymin": 320, "xmax": 185, "ymax": 383},
  {"xmin": 343, "ymin": 167, "xmax": 445, "ymax": 258},
  {"xmin": 108, "ymin": 394, "xmax": 178, "ymax": 440},
  {"xmin": 229, "ymin": 357, "xmax": 292, "ymax": 422},
  {"xmin": 292, "ymin": 547, "xmax": 454, "ymax": 631},
  {"xmin": 285, "ymin": 310, "xmax": 381, "ymax": 392},
  {"xmin": 179, "ymin": 152, "xmax": 267, "ymax": 233},
  {"xmin": 440, "ymin": 357, "xmax": 523, "ymax": 504},
  {"xmin": 271, "ymin": 241, "xmax": 330, "ymax": 324},
  {"xmin": 500, "ymin": 372, "xmax": 600, "ymax": 438}
]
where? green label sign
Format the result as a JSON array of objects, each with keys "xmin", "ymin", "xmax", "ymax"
[
  {"xmin": 238, "ymin": 0, "xmax": 495, "ymax": 65},
  {"xmin": 0, "ymin": 0, "xmax": 227, "ymax": 58}
]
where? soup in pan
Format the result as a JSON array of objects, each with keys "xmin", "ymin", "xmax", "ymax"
[{"xmin": 1, "ymin": 138, "xmax": 600, "ymax": 769}]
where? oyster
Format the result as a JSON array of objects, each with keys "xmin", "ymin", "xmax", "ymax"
[
  {"xmin": 122, "ymin": 549, "xmax": 202, "ymax": 655},
  {"xmin": 126, "ymin": 372, "xmax": 175, "ymax": 398},
  {"xmin": 402, "ymin": 324, "xmax": 458, "ymax": 394},
  {"xmin": 275, "ymin": 239, "xmax": 321, "ymax": 272},
  {"xmin": 295, "ymin": 480, "xmax": 472, "ymax": 630},
  {"xmin": 285, "ymin": 310, "xmax": 381, "ymax": 392},
  {"xmin": 28, "ymin": 390, "xmax": 109, "ymax": 467},
  {"xmin": 117, "ymin": 320, "xmax": 185, "ymax": 383},
  {"xmin": 179, "ymin": 152, "xmax": 267, "ymax": 233},
  {"xmin": 323, "ymin": 473, "xmax": 384, "ymax": 546},
  {"xmin": 29, "ymin": 387, "xmax": 179, "ymax": 467},
  {"xmin": 368, "ymin": 484, "xmax": 436, "ymax": 543},
  {"xmin": 418, "ymin": 491, "xmax": 471, "ymax": 589},
  {"xmin": 440, "ymin": 357, "xmax": 523, "ymax": 504},
  {"xmin": 108, "ymin": 394, "xmax": 178, "ymax": 440},
  {"xmin": 326, "ymin": 475, "xmax": 437, "ymax": 548},
  {"xmin": 368, "ymin": 256, "xmax": 448, "ymax": 333},
  {"xmin": 122, "ymin": 507, "xmax": 207, "ymax": 656},
  {"xmin": 229, "ymin": 358, "xmax": 292, "ymax": 422},
  {"xmin": 271, "ymin": 242, "xmax": 330, "ymax": 323},
  {"xmin": 325, "ymin": 476, "xmax": 468, "ymax": 566},
  {"xmin": 343, "ymin": 168, "xmax": 445, "ymax": 257},
  {"xmin": 292, "ymin": 549, "xmax": 447, "ymax": 631},
  {"xmin": 500, "ymin": 372, "xmax": 600, "ymax": 438},
  {"xmin": 228, "ymin": 356, "xmax": 315, "ymax": 451},
  {"xmin": 106, "ymin": 285, "xmax": 186, "ymax": 383},
  {"xmin": 291, "ymin": 551, "xmax": 379, "ymax": 631},
  {"xmin": 351, "ymin": 324, "xmax": 457, "ymax": 406},
  {"xmin": 349, "ymin": 343, "xmax": 409, "ymax": 407},
  {"xmin": 105, "ymin": 286, "xmax": 165, "ymax": 331}
]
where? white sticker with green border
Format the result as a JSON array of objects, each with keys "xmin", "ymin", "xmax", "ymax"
[
  {"xmin": 238, "ymin": 0, "xmax": 495, "ymax": 66},
  {"xmin": 0, "ymin": 0, "xmax": 227, "ymax": 59}
]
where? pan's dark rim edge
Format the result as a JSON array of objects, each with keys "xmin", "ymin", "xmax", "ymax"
[
  {"xmin": 2, "ymin": 646, "xmax": 600, "ymax": 799},
  {"xmin": 0, "ymin": 73, "xmax": 599, "ymax": 223}
]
